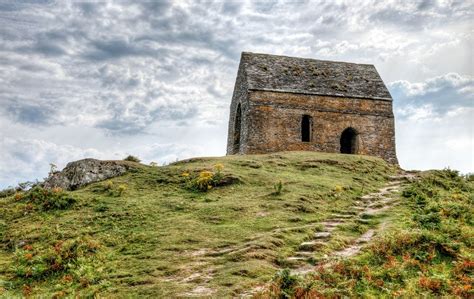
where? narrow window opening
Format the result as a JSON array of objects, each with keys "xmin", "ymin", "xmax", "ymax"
[
  {"xmin": 232, "ymin": 104, "xmax": 242, "ymax": 153},
  {"xmin": 301, "ymin": 115, "xmax": 312, "ymax": 142},
  {"xmin": 340, "ymin": 127, "xmax": 358, "ymax": 154}
]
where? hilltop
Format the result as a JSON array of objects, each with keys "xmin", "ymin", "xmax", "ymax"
[{"xmin": 0, "ymin": 152, "xmax": 472, "ymax": 297}]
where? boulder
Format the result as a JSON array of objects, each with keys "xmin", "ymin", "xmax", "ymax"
[{"xmin": 43, "ymin": 159, "xmax": 134, "ymax": 190}]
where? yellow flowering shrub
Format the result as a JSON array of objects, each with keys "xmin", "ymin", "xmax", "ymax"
[
  {"xmin": 195, "ymin": 171, "xmax": 214, "ymax": 191},
  {"xmin": 182, "ymin": 164, "xmax": 226, "ymax": 192}
]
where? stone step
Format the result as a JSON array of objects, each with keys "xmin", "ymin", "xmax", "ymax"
[
  {"xmin": 314, "ymin": 232, "xmax": 331, "ymax": 239},
  {"xmin": 360, "ymin": 195, "xmax": 375, "ymax": 200},
  {"xmin": 299, "ymin": 241, "xmax": 325, "ymax": 251},
  {"xmin": 330, "ymin": 210, "xmax": 357, "ymax": 216},
  {"xmin": 287, "ymin": 256, "xmax": 307, "ymax": 261},
  {"xmin": 330, "ymin": 214, "xmax": 353, "ymax": 219},
  {"xmin": 367, "ymin": 202, "xmax": 388, "ymax": 209},
  {"xmin": 324, "ymin": 218, "xmax": 346, "ymax": 223},
  {"xmin": 356, "ymin": 218, "xmax": 371, "ymax": 224},
  {"xmin": 286, "ymin": 256, "xmax": 308, "ymax": 265},
  {"xmin": 331, "ymin": 218, "xmax": 350, "ymax": 223},
  {"xmin": 320, "ymin": 221, "xmax": 343, "ymax": 229},
  {"xmin": 293, "ymin": 251, "xmax": 314, "ymax": 257}
]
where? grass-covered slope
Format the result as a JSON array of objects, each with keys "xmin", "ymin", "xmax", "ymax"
[
  {"xmin": 1, "ymin": 152, "xmax": 399, "ymax": 297},
  {"xmin": 263, "ymin": 169, "xmax": 474, "ymax": 298}
]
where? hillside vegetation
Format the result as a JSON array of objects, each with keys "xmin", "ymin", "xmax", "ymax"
[
  {"xmin": 263, "ymin": 169, "xmax": 474, "ymax": 298},
  {"xmin": 0, "ymin": 152, "xmax": 471, "ymax": 297}
]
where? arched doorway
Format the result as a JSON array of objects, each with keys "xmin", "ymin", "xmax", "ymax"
[
  {"xmin": 340, "ymin": 127, "xmax": 358, "ymax": 154},
  {"xmin": 232, "ymin": 103, "xmax": 242, "ymax": 153}
]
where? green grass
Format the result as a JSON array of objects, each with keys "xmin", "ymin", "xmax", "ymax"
[
  {"xmin": 264, "ymin": 169, "xmax": 474, "ymax": 298},
  {"xmin": 0, "ymin": 151, "xmax": 398, "ymax": 297}
]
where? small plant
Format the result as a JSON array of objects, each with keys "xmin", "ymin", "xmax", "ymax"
[
  {"xmin": 183, "ymin": 164, "xmax": 228, "ymax": 192},
  {"xmin": 103, "ymin": 181, "xmax": 114, "ymax": 191},
  {"xmin": 195, "ymin": 171, "xmax": 214, "ymax": 191},
  {"xmin": 273, "ymin": 180, "xmax": 283, "ymax": 195},
  {"xmin": 272, "ymin": 268, "xmax": 299, "ymax": 298},
  {"xmin": 123, "ymin": 155, "xmax": 141, "ymax": 163},
  {"xmin": 331, "ymin": 184, "xmax": 344, "ymax": 198},
  {"xmin": 150, "ymin": 162, "xmax": 158, "ymax": 167},
  {"xmin": 213, "ymin": 163, "xmax": 224, "ymax": 182},
  {"xmin": 97, "ymin": 181, "xmax": 128, "ymax": 197},
  {"xmin": 333, "ymin": 185, "xmax": 344, "ymax": 193},
  {"xmin": 14, "ymin": 192, "xmax": 23, "ymax": 201},
  {"xmin": 117, "ymin": 184, "xmax": 127, "ymax": 196}
]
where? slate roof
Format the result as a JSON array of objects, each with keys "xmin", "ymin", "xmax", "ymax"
[{"xmin": 241, "ymin": 52, "xmax": 392, "ymax": 101}]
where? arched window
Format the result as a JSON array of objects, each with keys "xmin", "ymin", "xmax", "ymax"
[
  {"xmin": 340, "ymin": 127, "xmax": 358, "ymax": 154},
  {"xmin": 301, "ymin": 115, "xmax": 312, "ymax": 142},
  {"xmin": 233, "ymin": 103, "xmax": 242, "ymax": 153}
]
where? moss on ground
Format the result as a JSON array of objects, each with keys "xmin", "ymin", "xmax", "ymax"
[{"xmin": 0, "ymin": 151, "xmax": 398, "ymax": 297}]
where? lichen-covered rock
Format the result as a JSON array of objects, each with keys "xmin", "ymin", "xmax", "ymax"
[{"xmin": 43, "ymin": 159, "xmax": 134, "ymax": 190}]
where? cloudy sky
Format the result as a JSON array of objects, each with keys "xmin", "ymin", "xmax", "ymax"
[{"xmin": 0, "ymin": 0, "xmax": 473, "ymax": 188}]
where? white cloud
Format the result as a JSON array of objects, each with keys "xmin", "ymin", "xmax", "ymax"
[
  {"xmin": 396, "ymin": 107, "xmax": 473, "ymax": 173},
  {"xmin": 0, "ymin": 0, "xmax": 473, "ymax": 188}
]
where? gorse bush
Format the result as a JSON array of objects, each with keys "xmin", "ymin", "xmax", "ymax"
[
  {"xmin": 21, "ymin": 186, "xmax": 76, "ymax": 211},
  {"xmin": 183, "ymin": 163, "xmax": 226, "ymax": 192},
  {"xmin": 123, "ymin": 155, "xmax": 141, "ymax": 163},
  {"xmin": 266, "ymin": 169, "xmax": 474, "ymax": 298},
  {"xmin": 92, "ymin": 181, "xmax": 128, "ymax": 197},
  {"xmin": 195, "ymin": 171, "xmax": 214, "ymax": 191},
  {"xmin": 13, "ymin": 237, "xmax": 102, "ymax": 288},
  {"xmin": 117, "ymin": 184, "xmax": 127, "ymax": 196}
]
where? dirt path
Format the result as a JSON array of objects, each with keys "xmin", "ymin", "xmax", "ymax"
[
  {"xmin": 286, "ymin": 172, "xmax": 415, "ymax": 275},
  {"xmin": 177, "ymin": 172, "xmax": 416, "ymax": 297},
  {"xmin": 240, "ymin": 171, "xmax": 416, "ymax": 297}
]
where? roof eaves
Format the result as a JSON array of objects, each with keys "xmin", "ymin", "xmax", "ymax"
[{"xmin": 248, "ymin": 88, "xmax": 393, "ymax": 101}]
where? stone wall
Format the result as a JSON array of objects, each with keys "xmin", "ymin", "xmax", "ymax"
[
  {"xmin": 226, "ymin": 60, "xmax": 250, "ymax": 155},
  {"xmin": 230, "ymin": 90, "xmax": 398, "ymax": 164}
]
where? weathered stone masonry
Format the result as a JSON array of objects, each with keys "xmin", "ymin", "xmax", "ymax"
[{"xmin": 226, "ymin": 52, "xmax": 398, "ymax": 164}]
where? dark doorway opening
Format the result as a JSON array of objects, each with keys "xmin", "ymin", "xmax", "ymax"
[
  {"xmin": 340, "ymin": 127, "xmax": 358, "ymax": 154},
  {"xmin": 232, "ymin": 104, "xmax": 242, "ymax": 153},
  {"xmin": 301, "ymin": 115, "xmax": 312, "ymax": 142}
]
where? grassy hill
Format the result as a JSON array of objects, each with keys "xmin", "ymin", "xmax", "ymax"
[{"xmin": 0, "ymin": 152, "xmax": 471, "ymax": 298}]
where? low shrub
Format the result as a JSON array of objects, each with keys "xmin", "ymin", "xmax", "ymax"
[
  {"xmin": 123, "ymin": 155, "xmax": 141, "ymax": 163},
  {"xmin": 117, "ymin": 184, "xmax": 127, "ymax": 196},
  {"xmin": 272, "ymin": 269, "xmax": 299, "ymax": 298},
  {"xmin": 0, "ymin": 187, "xmax": 15, "ymax": 198},
  {"xmin": 183, "ymin": 163, "xmax": 231, "ymax": 192},
  {"xmin": 12, "ymin": 237, "xmax": 102, "ymax": 284},
  {"xmin": 22, "ymin": 186, "xmax": 76, "ymax": 211},
  {"xmin": 92, "ymin": 181, "xmax": 128, "ymax": 197}
]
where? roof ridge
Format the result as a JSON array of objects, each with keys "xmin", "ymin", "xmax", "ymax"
[{"xmin": 241, "ymin": 51, "xmax": 375, "ymax": 67}]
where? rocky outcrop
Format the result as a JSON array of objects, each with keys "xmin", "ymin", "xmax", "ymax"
[{"xmin": 43, "ymin": 159, "xmax": 134, "ymax": 190}]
